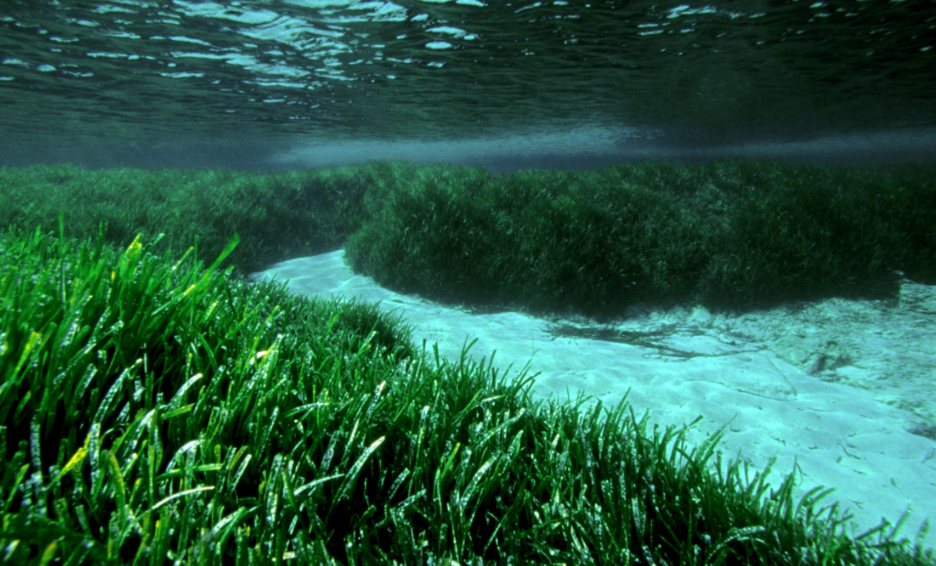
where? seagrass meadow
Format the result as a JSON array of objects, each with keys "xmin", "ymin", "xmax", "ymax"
[{"xmin": 1, "ymin": 160, "xmax": 935, "ymax": 564}]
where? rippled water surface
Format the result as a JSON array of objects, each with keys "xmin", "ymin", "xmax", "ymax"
[{"xmin": 1, "ymin": 0, "xmax": 935, "ymax": 167}]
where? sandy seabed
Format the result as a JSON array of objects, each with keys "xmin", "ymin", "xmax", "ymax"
[{"xmin": 251, "ymin": 251, "xmax": 936, "ymax": 552}]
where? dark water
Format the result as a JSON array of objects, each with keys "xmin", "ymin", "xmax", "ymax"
[{"xmin": 1, "ymin": 0, "xmax": 935, "ymax": 169}]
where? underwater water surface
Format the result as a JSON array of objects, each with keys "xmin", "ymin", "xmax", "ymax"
[{"xmin": 1, "ymin": 0, "xmax": 935, "ymax": 169}]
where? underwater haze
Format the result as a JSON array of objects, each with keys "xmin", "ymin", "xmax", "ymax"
[{"xmin": 2, "ymin": 0, "xmax": 936, "ymax": 170}]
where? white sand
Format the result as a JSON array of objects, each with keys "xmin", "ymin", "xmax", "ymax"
[{"xmin": 250, "ymin": 250, "xmax": 936, "ymax": 551}]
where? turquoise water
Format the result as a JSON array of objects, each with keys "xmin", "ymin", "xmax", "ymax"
[
  {"xmin": 1, "ymin": 1, "xmax": 935, "ymax": 556},
  {"xmin": 1, "ymin": 0, "xmax": 935, "ymax": 168}
]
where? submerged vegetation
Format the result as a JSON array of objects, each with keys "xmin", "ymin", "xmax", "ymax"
[
  {"xmin": 1, "ymin": 160, "xmax": 935, "ymax": 563},
  {"xmin": 3, "ymin": 159, "xmax": 933, "ymax": 318},
  {"xmin": 0, "ymin": 164, "xmax": 374, "ymax": 275},
  {"xmin": 1, "ymin": 223, "xmax": 933, "ymax": 564},
  {"xmin": 345, "ymin": 160, "xmax": 936, "ymax": 316}
]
